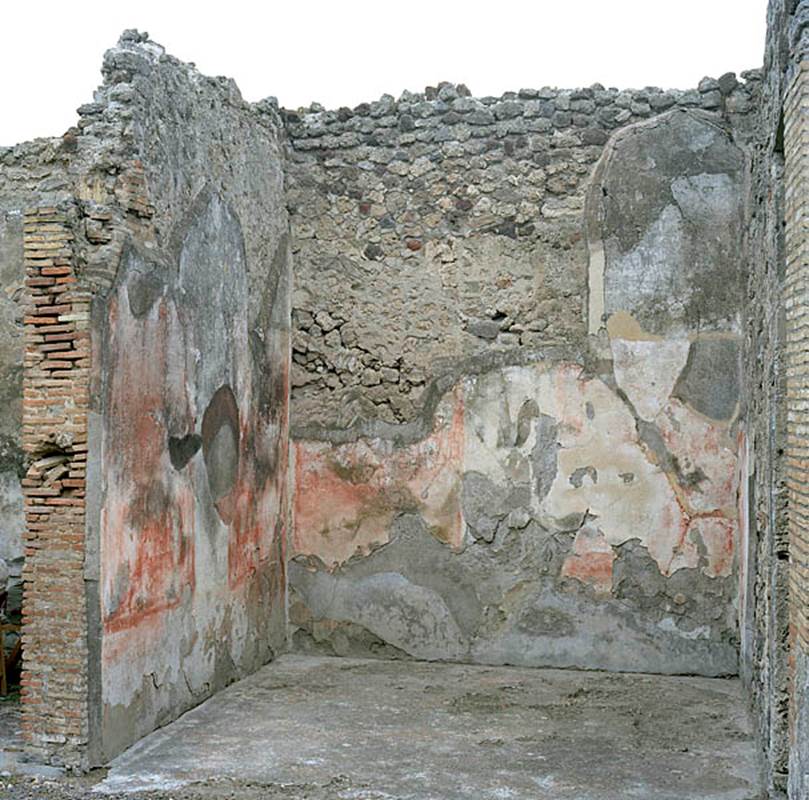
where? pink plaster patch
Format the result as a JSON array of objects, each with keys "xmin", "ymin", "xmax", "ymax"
[
  {"xmin": 293, "ymin": 389, "xmax": 464, "ymax": 566},
  {"xmin": 101, "ymin": 293, "xmax": 196, "ymax": 636},
  {"xmin": 562, "ymin": 526, "xmax": 616, "ymax": 595},
  {"xmin": 656, "ymin": 398, "xmax": 738, "ymax": 513}
]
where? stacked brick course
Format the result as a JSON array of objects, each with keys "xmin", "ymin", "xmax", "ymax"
[
  {"xmin": 783, "ymin": 37, "xmax": 809, "ymax": 797},
  {"xmin": 20, "ymin": 205, "xmax": 90, "ymax": 768},
  {"xmin": 785, "ymin": 61, "xmax": 809, "ymax": 656}
]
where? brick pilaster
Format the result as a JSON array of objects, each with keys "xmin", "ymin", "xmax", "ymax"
[
  {"xmin": 19, "ymin": 206, "xmax": 91, "ymax": 768},
  {"xmin": 785, "ymin": 61, "xmax": 809, "ymax": 654}
]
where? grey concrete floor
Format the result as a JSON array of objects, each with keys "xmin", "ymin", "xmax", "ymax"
[{"xmin": 96, "ymin": 654, "xmax": 763, "ymax": 800}]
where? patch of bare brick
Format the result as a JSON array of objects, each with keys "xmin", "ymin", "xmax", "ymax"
[{"xmin": 20, "ymin": 206, "xmax": 90, "ymax": 769}]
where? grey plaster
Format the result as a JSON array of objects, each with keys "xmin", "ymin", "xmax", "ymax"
[
  {"xmin": 587, "ymin": 110, "xmax": 745, "ymax": 335},
  {"xmin": 789, "ymin": 648, "xmax": 809, "ymax": 800},
  {"xmin": 532, "ymin": 412, "xmax": 560, "ymax": 502},
  {"xmin": 0, "ymin": 206, "xmax": 31, "ymax": 582},
  {"xmin": 0, "ymin": 470, "xmax": 23, "ymax": 566},
  {"xmin": 674, "ymin": 337, "xmax": 741, "ymax": 421},
  {"xmin": 290, "ymin": 510, "xmax": 739, "ymax": 676},
  {"xmin": 472, "ymin": 582, "xmax": 737, "ymax": 675}
]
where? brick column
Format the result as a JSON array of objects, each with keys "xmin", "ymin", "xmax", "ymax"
[
  {"xmin": 785, "ymin": 59, "xmax": 809, "ymax": 797},
  {"xmin": 786, "ymin": 60, "xmax": 809, "ymax": 658},
  {"xmin": 20, "ymin": 206, "xmax": 92, "ymax": 768}
]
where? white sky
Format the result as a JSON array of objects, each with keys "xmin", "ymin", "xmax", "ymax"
[{"xmin": 2, "ymin": 0, "xmax": 769, "ymax": 147}]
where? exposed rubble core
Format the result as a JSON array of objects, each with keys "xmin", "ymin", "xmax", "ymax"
[{"xmin": 0, "ymin": 3, "xmax": 808, "ymax": 798}]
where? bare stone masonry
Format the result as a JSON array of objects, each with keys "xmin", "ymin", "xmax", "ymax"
[{"xmin": 0, "ymin": 3, "xmax": 807, "ymax": 798}]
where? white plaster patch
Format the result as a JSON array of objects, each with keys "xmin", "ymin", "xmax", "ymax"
[
  {"xmin": 657, "ymin": 617, "xmax": 711, "ymax": 640},
  {"xmin": 611, "ymin": 337, "xmax": 690, "ymax": 421},
  {"xmin": 464, "ymin": 363, "xmax": 689, "ymax": 575}
]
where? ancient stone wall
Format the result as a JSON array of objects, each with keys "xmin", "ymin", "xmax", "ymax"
[
  {"xmin": 285, "ymin": 79, "xmax": 757, "ymax": 674},
  {"xmin": 744, "ymin": 2, "xmax": 809, "ymax": 797},
  {"xmin": 6, "ymin": 9, "xmax": 809, "ymax": 789}
]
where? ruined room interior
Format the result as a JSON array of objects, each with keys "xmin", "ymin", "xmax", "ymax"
[{"xmin": 1, "ymin": 1, "xmax": 809, "ymax": 799}]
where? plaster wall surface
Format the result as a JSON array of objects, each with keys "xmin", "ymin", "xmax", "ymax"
[
  {"xmin": 286, "ymin": 82, "xmax": 754, "ymax": 675},
  {"xmin": 0, "ymin": 32, "xmax": 292, "ymax": 768},
  {"xmin": 80, "ymin": 34, "xmax": 292, "ymax": 762}
]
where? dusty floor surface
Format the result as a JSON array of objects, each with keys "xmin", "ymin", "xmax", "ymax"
[
  {"xmin": 0, "ymin": 692, "xmax": 24, "ymax": 768},
  {"xmin": 3, "ymin": 655, "xmax": 764, "ymax": 800}
]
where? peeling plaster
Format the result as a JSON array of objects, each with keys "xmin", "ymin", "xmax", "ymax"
[{"xmin": 292, "ymin": 354, "xmax": 740, "ymax": 673}]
